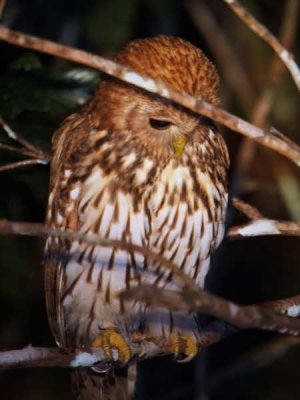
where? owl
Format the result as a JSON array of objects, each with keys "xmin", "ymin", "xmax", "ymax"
[{"xmin": 44, "ymin": 35, "xmax": 229, "ymax": 399}]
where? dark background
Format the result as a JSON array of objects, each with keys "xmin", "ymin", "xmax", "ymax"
[{"xmin": 0, "ymin": 0, "xmax": 300, "ymax": 399}]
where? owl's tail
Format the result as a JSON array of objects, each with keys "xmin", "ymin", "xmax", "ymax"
[{"xmin": 71, "ymin": 367, "xmax": 135, "ymax": 400}]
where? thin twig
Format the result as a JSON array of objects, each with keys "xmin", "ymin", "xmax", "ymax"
[
  {"xmin": 251, "ymin": 0, "xmax": 299, "ymax": 127},
  {"xmin": 0, "ymin": 142, "xmax": 45, "ymax": 159},
  {"xmin": 0, "ymin": 159, "xmax": 48, "ymax": 172},
  {"xmin": 223, "ymin": 0, "xmax": 300, "ymax": 90},
  {"xmin": 185, "ymin": 0, "xmax": 255, "ymax": 114},
  {"xmin": 233, "ymin": 0, "xmax": 299, "ymax": 195},
  {"xmin": 0, "ymin": 27, "xmax": 300, "ymax": 166},
  {"xmin": 232, "ymin": 197, "xmax": 264, "ymax": 220},
  {"xmin": 0, "ymin": 117, "xmax": 51, "ymax": 162}
]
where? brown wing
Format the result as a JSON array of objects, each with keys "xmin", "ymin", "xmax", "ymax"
[{"xmin": 44, "ymin": 110, "xmax": 91, "ymax": 346}]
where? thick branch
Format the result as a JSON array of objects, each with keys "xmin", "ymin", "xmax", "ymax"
[
  {"xmin": 0, "ymin": 343, "xmax": 156, "ymax": 371},
  {"xmin": 0, "ymin": 328, "xmax": 225, "ymax": 371},
  {"xmin": 0, "ymin": 27, "xmax": 300, "ymax": 165},
  {"xmin": 121, "ymin": 286, "xmax": 300, "ymax": 336},
  {"xmin": 2, "ymin": 290, "xmax": 300, "ymax": 370}
]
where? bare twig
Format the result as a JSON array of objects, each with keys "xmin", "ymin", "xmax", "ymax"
[
  {"xmin": 0, "ymin": 159, "xmax": 48, "ymax": 172},
  {"xmin": 232, "ymin": 197, "xmax": 264, "ymax": 220},
  {"xmin": 0, "ymin": 142, "xmax": 42, "ymax": 158},
  {"xmin": 0, "ymin": 27, "xmax": 300, "ymax": 165},
  {"xmin": 223, "ymin": 0, "xmax": 300, "ymax": 90},
  {"xmin": 121, "ymin": 286, "xmax": 300, "ymax": 336},
  {"xmin": 185, "ymin": 0, "xmax": 255, "ymax": 114},
  {"xmin": 0, "ymin": 117, "xmax": 51, "ymax": 162},
  {"xmin": 233, "ymin": 0, "xmax": 299, "ymax": 194},
  {"xmin": 252, "ymin": 0, "xmax": 299, "ymax": 127}
]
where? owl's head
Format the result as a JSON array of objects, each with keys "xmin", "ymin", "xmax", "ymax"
[{"xmin": 93, "ymin": 36, "xmax": 220, "ymax": 161}]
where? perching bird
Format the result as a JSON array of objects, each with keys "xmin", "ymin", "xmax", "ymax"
[{"xmin": 44, "ymin": 35, "xmax": 229, "ymax": 399}]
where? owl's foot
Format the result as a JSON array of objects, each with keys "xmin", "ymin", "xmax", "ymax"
[
  {"xmin": 91, "ymin": 328, "xmax": 131, "ymax": 365},
  {"xmin": 170, "ymin": 331, "xmax": 198, "ymax": 362}
]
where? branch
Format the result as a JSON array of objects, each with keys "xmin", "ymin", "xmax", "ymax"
[
  {"xmin": 1, "ymin": 219, "xmax": 300, "ymax": 370},
  {"xmin": 223, "ymin": 0, "xmax": 300, "ymax": 90},
  {"xmin": 229, "ymin": 198, "xmax": 300, "ymax": 238},
  {"xmin": 231, "ymin": 197, "xmax": 264, "ymax": 220},
  {"xmin": 1, "ymin": 291, "xmax": 300, "ymax": 370},
  {"xmin": 185, "ymin": 0, "xmax": 255, "ymax": 114},
  {"xmin": 0, "ymin": 219, "xmax": 197, "ymax": 290},
  {"xmin": 229, "ymin": 219, "xmax": 300, "ymax": 238},
  {"xmin": 0, "ymin": 27, "xmax": 300, "ymax": 166},
  {"xmin": 0, "ymin": 343, "xmax": 158, "ymax": 371},
  {"xmin": 0, "ymin": 327, "xmax": 227, "ymax": 371},
  {"xmin": 251, "ymin": 0, "xmax": 299, "ymax": 127},
  {"xmin": 121, "ymin": 286, "xmax": 300, "ymax": 336},
  {"xmin": 233, "ymin": 0, "xmax": 299, "ymax": 192}
]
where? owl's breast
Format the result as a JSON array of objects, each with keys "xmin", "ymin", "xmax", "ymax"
[{"xmin": 148, "ymin": 159, "xmax": 227, "ymax": 287}]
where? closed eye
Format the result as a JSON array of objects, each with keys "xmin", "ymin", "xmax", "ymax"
[{"xmin": 149, "ymin": 118, "xmax": 172, "ymax": 130}]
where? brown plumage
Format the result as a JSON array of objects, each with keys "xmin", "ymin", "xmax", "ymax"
[{"xmin": 44, "ymin": 36, "xmax": 229, "ymax": 399}]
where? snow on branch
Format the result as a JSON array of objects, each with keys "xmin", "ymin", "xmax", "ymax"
[
  {"xmin": 0, "ymin": 219, "xmax": 300, "ymax": 370},
  {"xmin": 229, "ymin": 198, "xmax": 300, "ymax": 238},
  {"xmin": 0, "ymin": 26, "xmax": 300, "ymax": 166},
  {"xmin": 2, "ymin": 288, "xmax": 300, "ymax": 370},
  {"xmin": 0, "ymin": 327, "xmax": 227, "ymax": 371}
]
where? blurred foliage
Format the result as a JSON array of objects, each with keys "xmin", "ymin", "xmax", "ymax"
[
  {"xmin": 0, "ymin": 0, "xmax": 300, "ymax": 399},
  {"xmin": 0, "ymin": 53, "xmax": 99, "ymax": 119}
]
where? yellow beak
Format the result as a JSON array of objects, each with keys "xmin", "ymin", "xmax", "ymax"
[{"xmin": 171, "ymin": 134, "xmax": 189, "ymax": 156}]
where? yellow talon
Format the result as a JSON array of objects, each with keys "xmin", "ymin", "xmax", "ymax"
[
  {"xmin": 91, "ymin": 328, "xmax": 131, "ymax": 364},
  {"xmin": 169, "ymin": 332, "xmax": 198, "ymax": 362},
  {"xmin": 183, "ymin": 334, "xmax": 198, "ymax": 362},
  {"xmin": 170, "ymin": 332, "xmax": 181, "ymax": 357}
]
